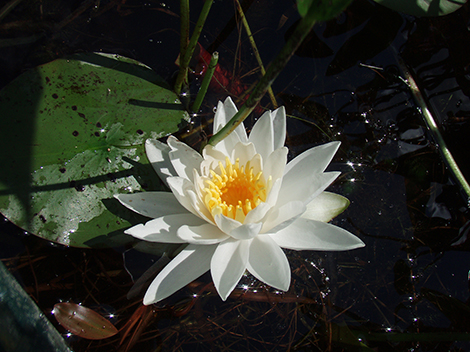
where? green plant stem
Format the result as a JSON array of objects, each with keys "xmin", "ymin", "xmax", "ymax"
[
  {"xmin": 180, "ymin": 0, "xmax": 189, "ymax": 57},
  {"xmin": 399, "ymin": 58, "xmax": 470, "ymax": 206},
  {"xmin": 174, "ymin": 0, "xmax": 213, "ymax": 95},
  {"xmin": 0, "ymin": 0, "xmax": 23, "ymax": 22},
  {"xmin": 234, "ymin": 0, "xmax": 277, "ymax": 108},
  {"xmin": 192, "ymin": 51, "xmax": 219, "ymax": 113},
  {"xmin": 208, "ymin": 2, "xmax": 318, "ymax": 146}
]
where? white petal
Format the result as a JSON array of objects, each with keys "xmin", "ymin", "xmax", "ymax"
[
  {"xmin": 167, "ymin": 176, "xmax": 199, "ymax": 216},
  {"xmin": 270, "ymin": 218, "xmax": 365, "ymax": 251},
  {"xmin": 183, "ymin": 167, "xmax": 214, "ymax": 224},
  {"xmin": 272, "ymin": 106, "xmax": 286, "ymax": 150},
  {"xmin": 202, "ymin": 144, "xmax": 227, "ymax": 163},
  {"xmin": 261, "ymin": 201, "xmax": 306, "ymax": 233},
  {"xmin": 249, "ymin": 110, "xmax": 274, "ymax": 160},
  {"xmin": 212, "ymin": 98, "xmax": 247, "ymax": 155},
  {"xmin": 143, "ymin": 244, "xmax": 217, "ymax": 305},
  {"xmin": 199, "ymin": 158, "xmax": 217, "ymax": 178},
  {"xmin": 115, "ymin": 192, "xmax": 187, "ymax": 218},
  {"xmin": 125, "ymin": 213, "xmax": 205, "ymax": 243},
  {"xmin": 177, "ymin": 223, "xmax": 229, "ymax": 244},
  {"xmin": 244, "ymin": 202, "xmax": 271, "ymax": 224},
  {"xmin": 167, "ymin": 136, "xmax": 203, "ymax": 182},
  {"xmin": 211, "ymin": 238, "xmax": 250, "ymax": 300},
  {"xmin": 145, "ymin": 139, "xmax": 176, "ymax": 187},
  {"xmin": 276, "ymin": 171, "xmax": 340, "ymax": 206},
  {"xmin": 214, "ymin": 130, "xmax": 241, "ymax": 158},
  {"xmin": 186, "ymin": 187, "xmax": 215, "ymax": 224},
  {"xmin": 214, "ymin": 214, "xmax": 261, "ymax": 239},
  {"xmin": 214, "ymin": 213, "xmax": 241, "ymax": 235},
  {"xmin": 213, "ymin": 130, "xmax": 241, "ymax": 157},
  {"xmin": 265, "ymin": 177, "xmax": 282, "ymax": 206},
  {"xmin": 302, "ymin": 191, "xmax": 350, "ymax": 222},
  {"xmin": 213, "ymin": 97, "xmax": 248, "ymax": 142},
  {"xmin": 247, "ymin": 153, "xmax": 262, "ymax": 178},
  {"xmin": 284, "ymin": 141, "xmax": 340, "ymax": 176},
  {"xmin": 213, "ymin": 99, "xmax": 233, "ymax": 133},
  {"xmin": 263, "ymin": 147, "xmax": 288, "ymax": 182},
  {"xmin": 230, "ymin": 222, "xmax": 263, "ymax": 240},
  {"xmin": 232, "ymin": 142, "xmax": 256, "ymax": 166},
  {"xmin": 246, "ymin": 235, "xmax": 290, "ymax": 291}
]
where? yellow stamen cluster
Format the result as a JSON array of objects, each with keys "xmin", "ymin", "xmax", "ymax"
[{"xmin": 203, "ymin": 157, "xmax": 268, "ymax": 223}]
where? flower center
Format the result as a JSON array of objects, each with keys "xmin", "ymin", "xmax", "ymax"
[{"xmin": 203, "ymin": 157, "xmax": 268, "ymax": 223}]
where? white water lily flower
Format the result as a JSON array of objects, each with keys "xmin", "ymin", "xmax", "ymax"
[{"xmin": 116, "ymin": 97, "xmax": 364, "ymax": 305}]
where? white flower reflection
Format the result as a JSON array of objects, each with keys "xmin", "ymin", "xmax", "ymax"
[{"xmin": 116, "ymin": 97, "xmax": 364, "ymax": 305}]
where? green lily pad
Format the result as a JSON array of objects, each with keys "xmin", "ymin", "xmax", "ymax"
[
  {"xmin": 373, "ymin": 0, "xmax": 466, "ymax": 16},
  {"xmin": 0, "ymin": 53, "xmax": 189, "ymax": 248}
]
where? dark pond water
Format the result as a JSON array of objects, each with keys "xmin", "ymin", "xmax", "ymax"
[{"xmin": 1, "ymin": 0, "xmax": 470, "ymax": 351}]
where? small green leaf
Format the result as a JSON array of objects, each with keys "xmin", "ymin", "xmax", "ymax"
[
  {"xmin": 297, "ymin": 0, "xmax": 353, "ymax": 21},
  {"xmin": 0, "ymin": 53, "xmax": 188, "ymax": 248},
  {"xmin": 53, "ymin": 302, "xmax": 118, "ymax": 340},
  {"xmin": 373, "ymin": 0, "xmax": 466, "ymax": 16}
]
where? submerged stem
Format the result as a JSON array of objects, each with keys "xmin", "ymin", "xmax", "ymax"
[
  {"xmin": 208, "ymin": 1, "xmax": 318, "ymax": 146},
  {"xmin": 234, "ymin": 0, "xmax": 277, "ymax": 108},
  {"xmin": 399, "ymin": 58, "xmax": 470, "ymax": 206},
  {"xmin": 0, "ymin": 0, "xmax": 23, "ymax": 22}
]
